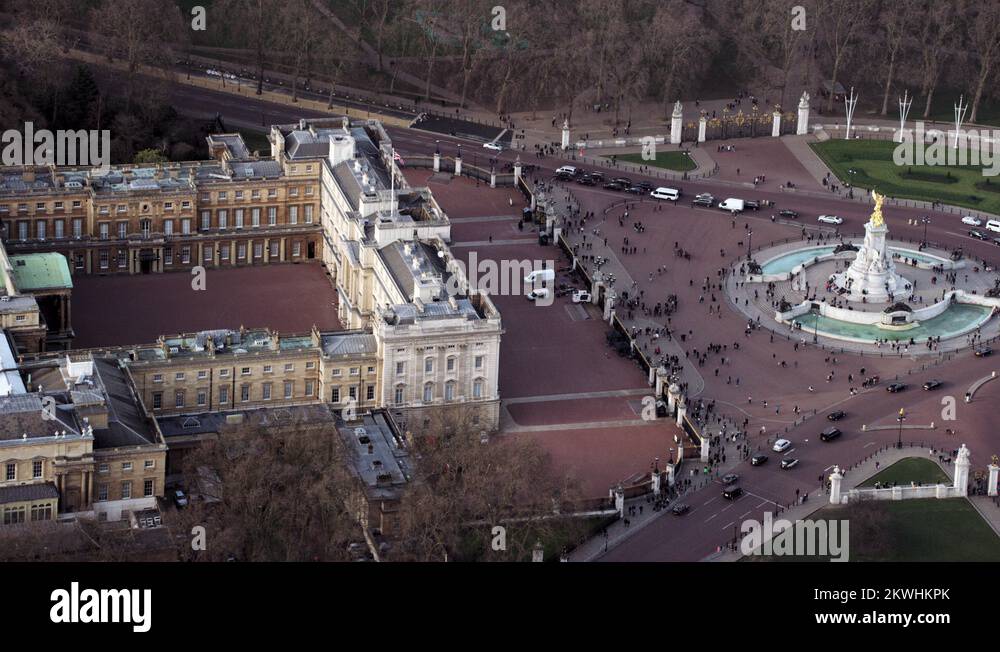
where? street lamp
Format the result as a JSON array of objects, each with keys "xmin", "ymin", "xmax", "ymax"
[
  {"xmin": 896, "ymin": 407, "xmax": 906, "ymax": 449},
  {"xmin": 747, "ymin": 229, "xmax": 753, "ymax": 257},
  {"xmin": 920, "ymin": 216, "xmax": 931, "ymax": 247}
]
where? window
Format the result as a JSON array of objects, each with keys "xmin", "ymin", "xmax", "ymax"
[
  {"xmin": 219, "ymin": 368, "xmax": 230, "ymax": 378},
  {"xmin": 394, "ymin": 386, "xmax": 405, "ymax": 405},
  {"xmin": 5, "ymin": 462, "xmax": 15, "ymax": 481},
  {"xmin": 164, "ymin": 202, "xmax": 173, "ymax": 211},
  {"xmin": 221, "ymin": 244, "xmax": 230, "ymax": 260},
  {"xmin": 97, "ymin": 484, "xmax": 109, "ymax": 501},
  {"xmin": 425, "ymin": 358, "xmax": 434, "ymax": 373},
  {"xmin": 473, "ymin": 379, "xmax": 484, "ymax": 399},
  {"xmin": 348, "ymin": 385, "xmax": 357, "ymax": 400},
  {"xmin": 288, "ymin": 206, "xmax": 298, "ymax": 224},
  {"xmin": 270, "ymin": 241, "xmax": 279, "ymax": 258},
  {"xmin": 175, "ymin": 390, "xmax": 184, "ymax": 408},
  {"xmin": 235, "ymin": 190, "xmax": 244, "ymax": 200},
  {"xmin": 99, "ymin": 222, "xmax": 109, "ymax": 239},
  {"xmin": 251, "ymin": 208, "xmax": 261, "ymax": 227},
  {"xmin": 366, "ymin": 385, "xmax": 375, "ymax": 401},
  {"xmin": 3, "ymin": 506, "xmax": 25, "ymax": 525},
  {"xmin": 267, "ymin": 188, "xmax": 277, "ymax": 198},
  {"xmin": 218, "ymin": 191, "xmax": 228, "ymax": 201},
  {"xmin": 262, "ymin": 383, "xmax": 272, "ymax": 400},
  {"xmin": 73, "ymin": 218, "xmax": 83, "ymax": 237},
  {"xmin": 164, "ymin": 220, "xmax": 173, "ymax": 236},
  {"xmin": 144, "ymin": 459, "xmax": 155, "ymax": 469},
  {"xmin": 32, "ymin": 460, "xmax": 43, "ymax": 479},
  {"xmin": 197, "ymin": 390, "xmax": 207, "ymax": 406},
  {"xmin": 251, "ymin": 189, "xmax": 260, "ymax": 200},
  {"xmin": 31, "ymin": 503, "xmax": 52, "ymax": 521},
  {"xmin": 200, "ymin": 210, "xmax": 211, "ymax": 231},
  {"xmin": 218, "ymin": 209, "xmax": 228, "ymax": 229},
  {"xmin": 475, "ymin": 355, "xmax": 484, "ymax": 369},
  {"xmin": 122, "ymin": 461, "xmax": 133, "ymax": 472},
  {"xmin": 117, "ymin": 250, "xmax": 127, "ymax": 268},
  {"xmin": 284, "ymin": 363, "xmax": 294, "ymax": 372},
  {"xmin": 152, "ymin": 392, "xmax": 163, "ymax": 410},
  {"xmin": 54, "ymin": 219, "xmax": 64, "ymax": 239},
  {"xmin": 254, "ymin": 243, "xmax": 263, "ymax": 259},
  {"xmin": 181, "ymin": 218, "xmax": 191, "ymax": 234},
  {"xmin": 241, "ymin": 385, "xmax": 250, "ymax": 402},
  {"xmin": 98, "ymin": 463, "xmax": 109, "ymax": 474},
  {"xmin": 17, "ymin": 221, "xmax": 27, "ymax": 241},
  {"xmin": 238, "ymin": 243, "xmax": 247, "ymax": 260},
  {"xmin": 164, "ymin": 248, "xmax": 173, "ymax": 265},
  {"xmin": 332, "ymin": 368, "xmax": 342, "ymax": 377},
  {"xmin": 175, "ymin": 372, "xmax": 185, "ymax": 381},
  {"xmin": 203, "ymin": 245, "xmax": 213, "ymax": 262},
  {"xmin": 331, "ymin": 387, "xmax": 340, "ymax": 403},
  {"xmin": 292, "ymin": 242, "xmax": 301, "ymax": 257},
  {"xmin": 118, "ymin": 221, "xmax": 127, "ymax": 239},
  {"xmin": 305, "ymin": 361, "xmax": 315, "ymax": 370},
  {"xmin": 152, "ymin": 373, "xmax": 163, "ymax": 383},
  {"xmin": 139, "ymin": 219, "xmax": 150, "ymax": 237},
  {"xmin": 235, "ymin": 208, "xmax": 244, "ymax": 229},
  {"xmin": 396, "ymin": 361, "xmax": 405, "ymax": 375},
  {"xmin": 284, "ymin": 381, "xmax": 293, "ymax": 399},
  {"xmin": 447, "ymin": 357, "xmax": 456, "ymax": 372},
  {"xmin": 445, "ymin": 382, "xmax": 455, "ymax": 401},
  {"xmin": 36, "ymin": 221, "xmax": 46, "ymax": 240},
  {"xmin": 241, "ymin": 367, "xmax": 251, "ymax": 376},
  {"xmin": 267, "ymin": 207, "xmax": 277, "ymax": 226},
  {"xmin": 304, "ymin": 204, "xmax": 314, "ymax": 223},
  {"xmin": 121, "ymin": 481, "xmax": 132, "ymax": 500},
  {"xmin": 197, "ymin": 370, "xmax": 208, "ymax": 380},
  {"xmin": 143, "ymin": 479, "xmax": 154, "ymax": 497},
  {"xmin": 423, "ymin": 383, "xmax": 433, "ymax": 403},
  {"xmin": 219, "ymin": 386, "xmax": 229, "ymax": 403},
  {"xmin": 181, "ymin": 247, "xmax": 191, "ymax": 264},
  {"xmin": 305, "ymin": 380, "xmax": 314, "ymax": 396}
]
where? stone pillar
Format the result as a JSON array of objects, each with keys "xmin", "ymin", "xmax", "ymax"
[
  {"xmin": 772, "ymin": 110, "xmax": 781, "ymax": 137},
  {"xmin": 670, "ymin": 101, "xmax": 683, "ymax": 145},
  {"xmin": 954, "ymin": 444, "xmax": 971, "ymax": 496},
  {"xmin": 796, "ymin": 91, "xmax": 810, "ymax": 136},
  {"xmin": 531, "ymin": 541, "xmax": 544, "ymax": 562},
  {"xmin": 665, "ymin": 462, "xmax": 676, "ymax": 487},
  {"xmin": 561, "ymin": 119, "xmax": 570, "ymax": 150},
  {"xmin": 654, "ymin": 367, "xmax": 668, "ymax": 396},
  {"xmin": 667, "ymin": 383, "xmax": 680, "ymax": 412},
  {"xmin": 651, "ymin": 469, "xmax": 661, "ymax": 496},
  {"xmin": 891, "ymin": 485, "xmax": 903, "ymax": 500},
  {"xmin": 989, "ymin": 463, "xmax": 999, "ymax": 497},
  {"xmin": 454, "ymin": 155, "xmax": 463, "ymax": 177},
  {"xmin": 936, "ymin": 484, "xmax": 948, "ymax": 499},
  {"xmin": 490, "ymin": 170, "xmax": 497, "ymax": 188},
  {"xmin": 433, "ymin": 152, "xmax": 441, "ymax": 172},
  {"xmin": 513, "ymin": 156, "xmax": 522, "ymax": 183},
  {"xmin": 700, "ymin": 437, "xmax": 710, "ymax": 463},
  {"xmin": 829, "ymin": 466, "xmax": 843, "ymax": 505},
  {"xmin": 613, "ymin": 485, "xmax": 625, "ymax": 517},
  {"xmin": 697, "ymin": 115, "xmax": 707, "ymax": 143},
  {"xmin": 648, "ymin": 366, "xmax": 656, "ymax": 386},
  {"xmin": 675, "ymin": 398, "xmax": 687, "ymax": 428},
  {"xmin": 603, "ymin": 292, "xmax": 615, "ymax": 321}
]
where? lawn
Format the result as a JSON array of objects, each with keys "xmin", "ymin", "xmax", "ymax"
[
  {"xmin": 859, "ymin": 457, "xmax": 950, "ymax": 487},
  {"xmin": 616, "ymin": 151, "xmax": 697, "ymax": 172},
  {"xmin": 810, "ymin": 139, "xmax": 1000, "ymax": 215}
]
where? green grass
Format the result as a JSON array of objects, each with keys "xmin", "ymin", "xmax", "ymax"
[
  {"xmin": 859, "ymin": 457, "xmax": 950, "ymax": 487},
  {"xmin": 616, "ymin": 151, "xmax": 697, "ymax": 172},
  {"xmin": 237, "ymin": 130, "xmax": 271, "ymax": 157},
  {"xmin": 811, "ymin": 139, "xmax": 1000, "ymax": 215}
]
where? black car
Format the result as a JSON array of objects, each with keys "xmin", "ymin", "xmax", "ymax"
[
  {"xmin": 887, "ymin": 382, "xmax": 907, "ymax": 393},
  {"xmin": 820, "ymin": 427, "xmax": 842, "ymax": 442},
  {"xmin": 625, "ymin": 185, "xmax": 645, "ymax": 194},
  {"xmin": 722, "ymin": 484, "xmax": 743, "ymax": 500},
  {"xmin": 721, "ymin": 473, "xmax": 740, "ymax": 485},
  {"xmin": 922, "ymin": 379, "xmax": 943, "ymax": 390},
  {"xmin": 751, "ymin": 454, "xmax": 768, "ymax": 466},
  {"xmin": 612, "ymin": 177, "xmax": 632, "ymax": 186},
  {"xmin": 971, "ymin": 229, "xmax": 988, "ymax": 240},
  {"xmin": 692, "ymin": 197, "xmax": 714, "ymax": 207},
  {"xmin": 780, "ymin": 458, "xmax": 800, "ymax": 470},
  {"xmin": 577, "ymin": 176, "xmax": 597, "ymax": 186},
  {"xmin": 603, "ymin": 181, "xmax": 625, "ymax": 191},
  {"xmin": 778, "ymin": 209, "xmax": 799, "ymax": 218},
  {"xmin": 671, "ymin": 503, "xmax": 690, "ymax": 516},
  {"xmin": 634, "ymin": 181, "xmax": 653, "ymax": 190},
  {"xmin": 745, "ymin": 200, "xmax": 761, "ymax": 210},
  {"xmin": 588, "ymin": 171, "xmax": 604, "ymax": 181},
  {"xmin": 975, "ymin": 346, "xmax": 993, "ymax": 357},
  {"xmin": 827, "ymin": 410, "xmax": 846, "ymax": 421}
]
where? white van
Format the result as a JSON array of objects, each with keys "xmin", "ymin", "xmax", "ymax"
[
  {"xmin": 524, "ymin": 268, "xmax": 555, "ymax": 284},
  {"xmin": 650, "ymin": 187, "xmax": 680, "ymax": 201},
  {"xmin": 718, "ymin": 198, "xmax": 745, "ymax": 213},
  {"xmin": 986, "ymin": 219, "xmax": 1000, "ymax": 233}
]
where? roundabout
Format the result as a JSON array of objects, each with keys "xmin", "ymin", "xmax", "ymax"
[{"xmin": 732, "ymin": 192, "xmax": 1000, "ymax": 351}]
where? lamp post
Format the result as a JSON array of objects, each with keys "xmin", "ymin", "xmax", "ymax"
[
  {"xmin": 920, "ymin": 216, "xmax": 931, "ymax": 247},
  {"xmin": 896, "ymin": 407, "xmax": 906, "ymax": 449},
  {"xmin": 747, "ymin": 229, "xmax": 753, "ymax": 257}
]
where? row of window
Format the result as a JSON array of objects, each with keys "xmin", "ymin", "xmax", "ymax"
[
  {"xmin": 152, "ymin": 380, "xmax": 314, "ymax": 410},
  {"xmin": 95, "ymin": 479, "xmax": 155, "ymax": 502},
  {"xmin": 392, "ymin": 378, "xmax": 486, "ymax": 405},
  {"xmin": 1, "ymin": 503, "xmax": 53, "ymax": 525},
  {"xmin": 3, "ymin": 460, "xmax": 44, "ymax": 481},
  {"xmin": 90, "ymin": 240, "xmax": 306, "ymax": 270},
  {"xmin": 331, "ymin": 384, "xmax": 376, "ymax": 403},
  {"xmin": 152, "ymin": 361, "xmax": 316, "ymax": 384},
  {"xmin": 396, "ymin": 355, "xmax": 486, "ymax": 376}
]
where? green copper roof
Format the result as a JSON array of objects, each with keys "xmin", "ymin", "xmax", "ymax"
[{"xmin": 9, "ymin": 253, "xmax": 73, "ymax": 291}]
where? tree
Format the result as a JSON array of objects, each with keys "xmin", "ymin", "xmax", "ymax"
[
  {"xmin": 214, "ymin": 0, "xmax": 286, "ymax": 96},
  {"xmin": 876, "ymin": 1, "xmax": 910, "ymax": 116},
  {"xmin": 134, "ymin": 148, "xmax": 168, "ymax": 164},
  {"xmin": 815, "ymin": 0, "xmax": 875, "ymax": 113},
  {"xmin": 966, "ymin": 0, "xmax": 1000, "ymax": 122},
  {"xmin": 916, "ymin": 1, "xmax": 960, "ymax": 118},
  {"xmin": 177, "ymin": 408, "xmax": 361, "ymax": 562}
]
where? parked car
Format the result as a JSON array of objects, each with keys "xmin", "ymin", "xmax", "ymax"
[
  {"xmin": 671, "ymin": 503, "xmax": 690, "ymax": 516},
  {"xmin": 744, "ymin": 200, "xmax": 761, "ymax": 210},
  {"xmin": 772, "ymin": 438, "xmax": 792, "ymax": 452},
  {"xmin": 975, "ymin": 346, "xmax": 993, "ymax": 357},
  {"xmin": 603, "ymin": 181, "xmax": 626, "ymax": 191},
  {"xmin": 827, "ymin": 410, "xmax": 846, "ymax": 421},
  {"xmin": 962, "ymin": 215, "xmax": 983, "ymax": 226},
  {"xmin": 173, "ymin": 489, "xmax": 189, "ymax": 508},
  {"xmin": 818, "ymin": 214, "xmax": 843, "ymax": 225},
  {"xmin": 778, "ymin": 209, "xmax": 799, "ymax": 218},
  {"xmin": 780, "ymin": 458, "xmax": 800, "ymax": 470},
  {"xmin": 483, "ymin": 141, "xmax": 502, "ymax": 152},
  {"xmin": 572, "ymin": 289, "xmax": 592, "ymax": 303},
  {"xmin": 525, "ymin": 288, "xmax": 550, "ymax": 301},
  {"xmin": 751, "ymin": 454, "xmax": 769, "ymax": 466},
  {"xmin": 692, "ymin": 196, "xmax": 714, "ymax": 207},
  {"xmin": 625, "ymin": 185, "xmax": 646, "ymax": 194},
  {"xmin": 721, "ymin": 473, "xmax": 740, "ymax": 485},
  {"xmin": 922, "ymin": 379, "xmax": 943, "ymax": 390},
  {"xmin": 886, "ymin": 382, "xmax": 907, "ymax": 393},
  {"xmin": 820, "ymin": 427, "xmax": 842, "ymax": 442},
  {"xmin": 612, "ymin": 177, "xmax": 632, "ymax": 186},
  {"xmin": 970, "ymin": 229, "xmax": 988, "ymax": 241},
  {"xmin": 577, "ymin": 175, "xmax": 597, "ymax": 186},
  {"xmin": 555, "ymin": 165, "xmax": 577, "ymax": 176}
]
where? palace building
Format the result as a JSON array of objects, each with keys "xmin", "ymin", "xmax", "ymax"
[{"xmin": 0, "ymin": 117, "xmax": 503, "ymax": 526}]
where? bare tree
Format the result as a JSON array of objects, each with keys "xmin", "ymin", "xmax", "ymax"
[
  {"xmin": 815, "ymin": 0, "xmax": 875, "ymax": 113},
  {"xmin": 966, "ymin": 0, "xmax": 1000, "ymax": 122},
  {"xmin": 916, "ymin": 1, "xmax": 960, "ymax": 118}
]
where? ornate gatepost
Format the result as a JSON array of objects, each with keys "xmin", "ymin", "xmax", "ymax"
[
  {"xmin": 697, "ymin": 114, "xmax": 707, "ymax": 143},
  {"xmin": 989, "ymin": 459, "xmax": 999, "ymax": 497},
  {"xmin": 771, "ymin": 109, "xmax": 782, "ymax": 137},
  {"xmin": 954, "ymin": 444, "xmax": 971, "ymax": 497},
  {"xmin": 796, "ymin": 91, "xmax": 811, "ymax": 135},
  {"xmin": 561, "ymin": 119, "xmax": 570, "ymax": 150},
  {"xmin": 829, "ymin": 466, "xmax": 843, "ymax": 504},
  {"xmin": 670, "ymin": 101, "xmax": 683, "ymax": 145}
]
